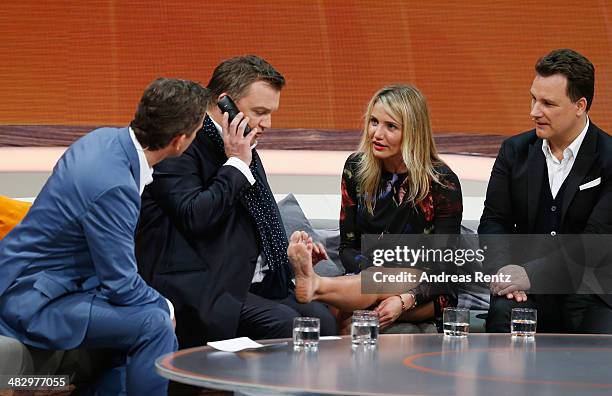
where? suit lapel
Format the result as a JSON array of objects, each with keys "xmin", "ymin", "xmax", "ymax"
[
  {"xmin": 199, "ymin": 115, "xmax": 228, "ymax": 165},
  {"xmin": 527, "ymin": 138, "xmax": 546, "ymax": 231},
  {"xmin": 117, "ymin": 127, "xmax": 141, "ymax": 191},
  {"xmin": 561, "ymin": 124, "xmax": 598, "ymax": 224}
]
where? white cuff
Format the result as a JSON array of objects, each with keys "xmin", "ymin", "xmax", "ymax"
[
  {"xmin": 165, "ymin": 298, "xmax": 175, "ymax": 320},
  {"xmin": 224, "ymin": 157, "xmax": 256, "ymax": 185}
]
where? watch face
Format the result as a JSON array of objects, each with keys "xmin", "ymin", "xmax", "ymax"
[{"xmin": 407, "ymin": 292, "xmax": 417, "ymax": 308}]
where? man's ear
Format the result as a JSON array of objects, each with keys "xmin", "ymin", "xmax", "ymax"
[
  {"xmin": 168, "ymin": 134, "xmax": 185, "ymax": 153},
  {"xmin": 576, "ymin": 97, "xmax": 588, "ymax": 115}
]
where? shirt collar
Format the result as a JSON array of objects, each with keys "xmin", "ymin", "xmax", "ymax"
[
  {"xmin": 128, "ymin": 127, "xmax": 154, "ymax": 195},
  {"xmin": 206, "ymin": 112, "xmax": 258, "ymax": 150},
  {"xmin": 208, "ymin": 114, "xmax": 223, "ymax": 134},
  {"xmin": 542, "ymin": 117, "xmax": 589, "ymax": 161}
]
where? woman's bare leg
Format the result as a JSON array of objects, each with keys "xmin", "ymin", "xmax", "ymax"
[
  {"xmin": 287, "ymin": 231, "xmax": 437, "ymax": 321},
  {"xmin": 288, "ymin": 231, "xmax": 389, "ymax": 311}
]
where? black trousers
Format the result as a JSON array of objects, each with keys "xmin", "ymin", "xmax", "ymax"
[
  {"xmin": 486, "ymin": 294, "xmax": 612, "ymax": 334},
  {"xmin": 237, "ymin": 290, "xmax": 337, "ymax": 339}
]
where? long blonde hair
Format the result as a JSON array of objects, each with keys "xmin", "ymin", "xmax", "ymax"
[{"xmin": 356, "ymin": 84, "xmax": 441, "ymax": 214}]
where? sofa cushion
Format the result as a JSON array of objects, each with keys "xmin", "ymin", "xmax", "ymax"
[
  {"xmin": 0, "ymin": 335, "xmax": 35, "ymax": 375},
  {"xmin": 0, "ymin": 195, "xmax": 31, "ymax": 240},
  {"xmin": 277, "ymin": 194, "xmax": 344, "ymax": 276}
]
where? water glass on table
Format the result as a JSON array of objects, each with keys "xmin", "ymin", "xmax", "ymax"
[
  {"xmin": 511, "ymin": 308, "xmax": 537, "ymax": 337},
  {"xmin": 351, "ymin": 310, "xmax": 379, "ymax": 346},
  {"xmin": 293, "ymin": 317, "xmax": 320, "ymax": 348},
  {"xmin": 443, "ymin": 307, "xmax": 470, "ymax": 337}
]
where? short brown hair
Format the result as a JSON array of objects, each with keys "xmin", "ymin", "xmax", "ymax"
[
  {"xmin": 206, "ymin": 55, "xmax": 285, "ymax": 108},
  {"xmin": 130, "ymin": 78, "xmax": 208, "ymax": 150},
  {"xmin": 535, "ymin": 49, "xmax": 595, "ymax": 112}
]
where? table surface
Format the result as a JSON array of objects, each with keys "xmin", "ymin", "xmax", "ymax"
[{"xmin": 156, "ymin": 334, "xmax": 612, "ymax": 396}]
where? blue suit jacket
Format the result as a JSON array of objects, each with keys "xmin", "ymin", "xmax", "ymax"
[{"xmin": 0, "ymin": 127, "xmax": 168, "ymax": 349}]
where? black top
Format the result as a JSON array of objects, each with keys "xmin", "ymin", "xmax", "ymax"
[
  {"xmin": 534, "ymin": 166, "xmax": 567, "ymax": 235},
  {"xmin": 339, "ymin": 153, "xmax": 463, "ymax": 317}
]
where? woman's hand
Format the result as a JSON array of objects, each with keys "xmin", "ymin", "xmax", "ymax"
[
  {"xmin": 302, "ymin": 235, "xmax": 329, "ymax": 267},
  {"xmin": 375, "ymin": 295, "xmax": 404, "ymax": 330},
  {"xmin": 310, "ymin": 241, "xmax": 328, "ymax": 266}
]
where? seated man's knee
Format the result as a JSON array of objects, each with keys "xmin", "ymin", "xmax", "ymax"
[
  {"xmin": 137, "ymin": 307, "xmax": 174, "ymax": 340},
  {"xmin": 303, "ymin": 302, "xmax": 337, "ymax": 335},
  {"xmin": 486, "ymin": 296, "xmax": 529, "ymax": 333},
  {"xmin": 265, "ymin": 304, "xmax": 300, "ymax": 338}
]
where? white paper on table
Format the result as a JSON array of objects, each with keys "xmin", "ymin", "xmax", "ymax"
[
  {"xmin": 207, "ymin": 337, "xmax": 265, "ymax": 352},
  {"xmin": 208, "ymin": 336, "xmax": 342, "ymax": 352}
]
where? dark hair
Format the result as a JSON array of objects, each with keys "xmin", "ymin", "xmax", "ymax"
[
  {"xmin": 535, "ymin": 48, "xmax": 595, "ymax": 112},
  {"xmin": 206, "ymin": 55, "xmax": 285, "ymax": 108},
  {"xmin": 130, "ymin": 78, "xmax": 208, "ymax": 150}
]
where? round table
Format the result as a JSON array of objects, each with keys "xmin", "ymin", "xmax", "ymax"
[{"xmin": 156, "ymin": 334, "xmax": 612, "ymax": 395}]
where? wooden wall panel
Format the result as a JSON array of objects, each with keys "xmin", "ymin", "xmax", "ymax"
[{"xmin": 1, "ymin": 1, "xmax": 611, "ymax": 142}]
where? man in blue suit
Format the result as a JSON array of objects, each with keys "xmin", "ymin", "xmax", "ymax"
[{"xmin": 0, "ymin": 77, "xmax": 207, "ymax": 394}]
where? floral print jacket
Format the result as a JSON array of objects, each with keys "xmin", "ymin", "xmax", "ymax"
[{"xmin": 339, "ymin": 153, "xmax": 463, "ymax": 324}]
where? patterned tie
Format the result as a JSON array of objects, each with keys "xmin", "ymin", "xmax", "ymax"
[{"xmin": 201, "ymin": 116, "xmax": 290, "ymax": 274}]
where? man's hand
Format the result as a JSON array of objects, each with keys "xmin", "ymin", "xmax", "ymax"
[
  {"xmin": 221, "ymin": 111, "xmax": 257, "ymax": 165},
  {"xmin": 505, "ymin": 290, "xmax": 528, "ymax": 302},
  {"xmin": 375, "ymin": 295, "xmax": 409, "ymax": 330},
  {"xmin": 490, "ymin": 264, "xmax": 531, "ymax": 296}
]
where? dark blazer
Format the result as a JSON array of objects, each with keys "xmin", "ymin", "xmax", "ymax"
[
  {"xmin": 0, "ymin": 128, "xmax": 169, "ymax": 349},
  {"xmin": 136, "ymin": 116, "xmax": 292, "ymax": 343},
  {"xmin": 479, "ymin": 122, "xmax": 612, "ymax": 305}
]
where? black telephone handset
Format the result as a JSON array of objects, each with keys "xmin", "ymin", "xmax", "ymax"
[{"xmin": 217, "ymin": 96, "xmax": 252, "ymax": 136}]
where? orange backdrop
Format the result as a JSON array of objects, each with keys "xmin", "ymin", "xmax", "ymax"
[{"xmin": 1, "ymin": 1, "xmax": 611, "ymax": 135}]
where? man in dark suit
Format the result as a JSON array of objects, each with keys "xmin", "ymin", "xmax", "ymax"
[
  {"xmin": 0, "ymin": 78, "xmax": 207, "ymax": 394},
  {"xmin": 136, "ymin": 55, "xmax": 336, "ymax": 348},
  {"xmin": 479, "ymin": 48, "xmax": 612, "ymax": 333}
]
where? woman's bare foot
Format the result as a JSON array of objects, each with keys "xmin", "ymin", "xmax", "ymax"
[{"xmin": 287, "ymin": 231, "xmax": 319, "ymax": 303}]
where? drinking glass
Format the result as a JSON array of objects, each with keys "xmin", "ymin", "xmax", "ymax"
[
  {"xmin": 443, "ymin": 307, "xmax": 470, "ymax": 337},
  {"xmin": 351, "ymin": 310, "xmax": 379, "ymax": 346},
  {"xmin": 511, "ymin": 308, "xmax": 537, "ymax": 337},
  {"xmin": 293, "ymin": 317, "xmax": 320, "ymax": 348}
]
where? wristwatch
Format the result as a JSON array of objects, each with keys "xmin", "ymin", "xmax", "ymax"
[
  {"xmin": 405, "ymin": 290, "xmax": 418, "ymax": 310},
  {"xmin": 397, "ymin": 290, "xmax": 418, "ymax": 312}
]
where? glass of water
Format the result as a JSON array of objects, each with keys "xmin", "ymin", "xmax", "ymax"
[
  {"xmin": 511, "ymin": 308, "xmax": 537, "ymax": 337},
  {"xmin": 443, "ymin": 307, "xmax": 470, "ymax": 337},
  {"xmin": 293, "ymin": 317, "xmax": 320, "ymax": 348},
  {"xmin": 351, "ymin": 310, "xmax": 379, "ymax": 346}
]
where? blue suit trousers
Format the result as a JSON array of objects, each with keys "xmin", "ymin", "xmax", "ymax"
[{"xmin": 80, "ymin": 297, "xmax": 177, "ymax": 395}]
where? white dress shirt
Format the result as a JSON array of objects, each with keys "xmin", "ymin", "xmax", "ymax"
[
  {"xmin": 129, "ymin": 128, "xmax": 175, "ymax": 319},
  {"xmin": 541, "ymin": 118, "xmax": 589, "ymax": 198}
]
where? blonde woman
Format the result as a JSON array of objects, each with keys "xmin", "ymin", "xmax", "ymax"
[{"xmin": 289, "ymin": 85, "xmax": 462, "ymax": 332}]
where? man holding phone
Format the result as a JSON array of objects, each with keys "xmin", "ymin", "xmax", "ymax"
[{"xmin": 136, "ymin": 55, "xmax": 336, "ymax": 347}]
